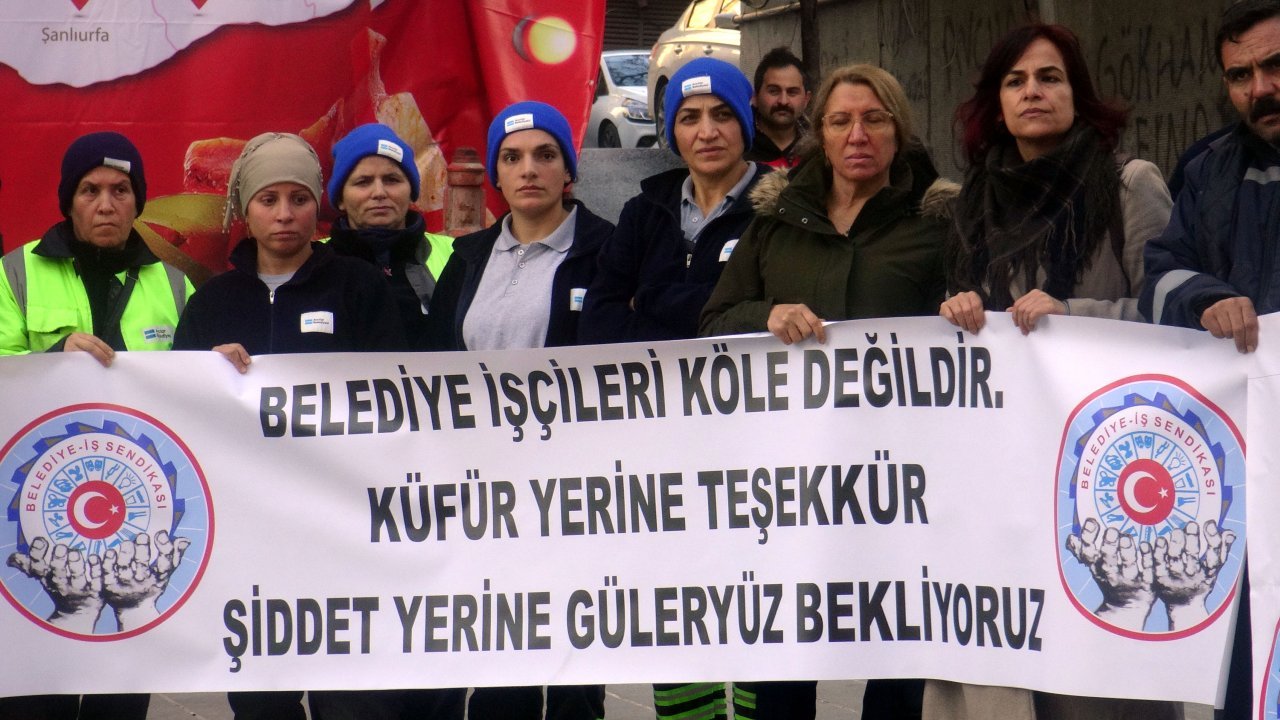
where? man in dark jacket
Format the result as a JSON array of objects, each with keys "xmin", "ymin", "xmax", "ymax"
[
  {"xmin": 744, "ymin": 47, "xmax": 812, "ymax": 170},
  {"xmin": 1143, "ymin": 0, "xmax": 1280, "ymax": 355},
  {"xmin": 1141, "ymin": 3, "xmax": 1280, "ymax": 718}
]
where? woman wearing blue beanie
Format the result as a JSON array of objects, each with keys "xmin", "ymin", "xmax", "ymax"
[
  {"xmin": 326, "ymin": 123, "xmax": 455, "ymax": 349},
  {"xmin": 579, "ymin": 55, "xmax": 770, "ymax": 720},
  {"xmin": 424, "ymin": 99, "xmax": 613, "ymax": 720},
  {"xmin": 425, "ymin": 100, "xmax": 610, "ymax": 353},
  {"xmin": 581, "ymin": 57, "xmax": 765, "ymax": 343}
]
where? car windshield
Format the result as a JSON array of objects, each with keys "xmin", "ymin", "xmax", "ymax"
[{"xmin": 604, "ymin": 54, "xmax": 648, "ymax": 88}]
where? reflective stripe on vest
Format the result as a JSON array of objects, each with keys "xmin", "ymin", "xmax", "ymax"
[
  {"xmin": 320, "ymin": 231, "xmax": 455, "ymax": 307},
  {"xmin": 423, "ymin": 232, "xmax": 454, "ymax": 284},
  {"xmin": 5, "ymin": 243, "xmax": 188, "ymax": 351},
  {"xmin": 2, "ymin": 246, "xmax": 27, "ymax": 316}
]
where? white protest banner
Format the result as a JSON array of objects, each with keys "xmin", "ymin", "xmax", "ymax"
[
  {"xmin": 1249, "ymin": 314, "xmax": 1280, "ymax": 719},
  {"xmin": 0, "ymin": 315, "xmax": 1247, "ymax": 701}
]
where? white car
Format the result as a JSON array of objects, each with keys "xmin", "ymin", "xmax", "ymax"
[
  {"xmin": 646, "ymin": 0, "xmax": 742, "ymax": 147},
  {"xmin": 585, "ymin": 50, "xmax": 658, "ymax": 149}
]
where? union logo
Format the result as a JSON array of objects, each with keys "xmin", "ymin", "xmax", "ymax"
[
  {"xmin": 1055, "ymin": 376, "xmax": 1244, "ymax": 639},
  {"xmin": 1, "ymin": 405, "xmax": 213, "ymax": 640}
]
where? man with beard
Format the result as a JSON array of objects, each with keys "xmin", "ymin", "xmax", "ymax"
[
  {"xmin": 744, "ymin": 47, "xmax": 812, "ymax": 169},
  {"xmin": 1142, "ymin": 1, "xmax": 1280, "ymax": 716}
]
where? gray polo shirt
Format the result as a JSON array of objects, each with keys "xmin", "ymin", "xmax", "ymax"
[
  {"xmin": 462, "ymin": 206, "xmax": 578, "ymax": 351},
  {"xmin": 680, "ymin": 162, "xmax": 758, "ymax": 243}
]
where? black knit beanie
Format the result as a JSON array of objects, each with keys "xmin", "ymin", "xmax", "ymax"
[{"xmin": 58, "ymin": 132, "xmax": 147, "ymax": 217}]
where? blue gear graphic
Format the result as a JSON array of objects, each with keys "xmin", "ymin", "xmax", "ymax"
[
  {"xmin": 1068, "ymin": 391, "xmax": 1233, "ymax": 536},
  {"xmin": 6, "ymin": 419, "xmax": 186, "ymax": 552}
]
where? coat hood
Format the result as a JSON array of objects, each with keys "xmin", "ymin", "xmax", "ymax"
[{"xmin": 749, "ymin": 144, "xmax": 959, "ymax": 223}]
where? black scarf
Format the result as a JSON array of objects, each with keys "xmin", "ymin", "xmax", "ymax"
[
  {"xmin": 947, "ymin": 124, "xmax": 1121, "ymax": 310},
  {"xmin": 67, "ymin": 225, "xmax": 149, "ymax": 346},
  {"xmin": 329, "ymin": 211, "xmax": 427, "ymax": 272}
]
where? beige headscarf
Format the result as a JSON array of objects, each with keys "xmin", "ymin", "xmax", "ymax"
[{"xmin": 224, "ymin": 132, "xmax": 324, "ymax": 232}]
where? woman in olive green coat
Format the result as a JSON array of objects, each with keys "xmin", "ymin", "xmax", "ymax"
[
  {"xmin": 700, "ymin": 63, "xmax": 954, "ymax": 344},
  {"xmin": 698, "ymin": 63, "xmax": 954, "ymax": 720}
]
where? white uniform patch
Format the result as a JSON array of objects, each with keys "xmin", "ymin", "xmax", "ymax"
[
  {"xmin": 300, "ymin": 311, "xmax": 335, "ymax": 334},
  {"xmin": 504, "ymin": 113, "xmax": 536, "ymax": 134},
  {"xmin": 376, "ymin": 139, "xmax": 404, "ymax": 163},
  {"xmin": 719, "ymin": 238, "xmax": 739, "ymax": 262},
  {"xmin": 102, "ymin": 157, "xmax": 132, "ymax": 174},
  {"xmin": 681, "ymin": 75, "xmax": 712, "ymax": 97}
]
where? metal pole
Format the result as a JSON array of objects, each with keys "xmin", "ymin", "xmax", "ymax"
[{"xmin": 799, "ymin": 0, "xmax": 821, "ymax": 81}]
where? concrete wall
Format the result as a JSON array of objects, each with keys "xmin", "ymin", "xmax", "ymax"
[
  {"xmin": 575, "ymin": 148, "xmax": 686, "ymax": 224},
  {"xmin": 739, "ymin": 0, "xmax": 1236, "ymax": 180}
]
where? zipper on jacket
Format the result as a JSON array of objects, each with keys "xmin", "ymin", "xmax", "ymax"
[{"xmin": 268, "ymin": 286, "xmax": 276, "ymax": 354}]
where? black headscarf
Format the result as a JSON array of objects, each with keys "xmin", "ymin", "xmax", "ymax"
[{"xmin": 946, "ymin": 124, "xmax": 1122, "ymax": 309}]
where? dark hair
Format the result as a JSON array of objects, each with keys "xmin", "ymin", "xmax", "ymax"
[
  {"xmin": 1217, "ymin": 0, "xmax": 1280, "ymax": 67},
  {"xmin": 753, "ymin": 46, "xmax": 811, "ymax": 93},
  {"xmin": 955, "ymin": 24, "xmax": 1127, "ymax": 167}
]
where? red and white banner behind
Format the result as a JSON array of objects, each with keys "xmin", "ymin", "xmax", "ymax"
[{"xmin": 0, "ymin": 0, "xmax": 604, "ymax": 272}]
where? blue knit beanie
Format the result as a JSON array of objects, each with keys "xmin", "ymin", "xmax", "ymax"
[
  {"xmin": 663, "ymin": 58, "xmax": 754, "ymax": 156},
  {"xmin": 486, "ymin": 101, "xmax": 578, "ymax": 187},
  {"xmin": 58, "ymin": 132, "xmax": 147, "ymax": 216},
  {"xmin": 328, "ymin": 123, "xmax": 420, "ymax": 211}
]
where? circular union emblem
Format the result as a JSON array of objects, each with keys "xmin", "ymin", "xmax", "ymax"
[
  {"xmin": 1, "ymin": 405, "xmax": 213, "ymax": 640},
  {"xmin": 1055, "ymin": 376, "xmax": 1244, "ymax": 640}
]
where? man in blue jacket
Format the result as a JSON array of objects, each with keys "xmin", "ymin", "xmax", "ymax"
[
  {"xmin": 1142, "ymin": 3, "xmax": 1280, "ymax": 718},
  {"xmin": 1143, "ymin": 0, "xmax": 1280, "ymax": 356}
]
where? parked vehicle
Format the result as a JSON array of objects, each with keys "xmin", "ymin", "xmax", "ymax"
[
  {"xmin": 646, "ymin": 0, "xmax": 742, "ymax": 147},
  {"xmin": 585, "ymin": 50, "xmax": 657, "ymax": 148}
]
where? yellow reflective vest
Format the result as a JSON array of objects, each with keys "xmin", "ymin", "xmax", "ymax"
[{"xmin": 0, "ymin": 232, "xmax": 192, "ymax": 354}]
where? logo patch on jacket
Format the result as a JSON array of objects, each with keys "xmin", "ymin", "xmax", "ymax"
[
  {"xmin": 300, "ymin": 311, "xmax": 335, "ymax": 334},
  {"xmin": 719, "ymin": 238, "xmax": 739, "ymax": 262},
  {"xmin": 569, "ymin": 287, "xmax": 586, "ymax": 312},
  {"xmin": 141, "ymin": 326, "xmax": 174, "ymax": 344}
]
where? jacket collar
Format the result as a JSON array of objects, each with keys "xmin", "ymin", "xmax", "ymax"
[
  {"xmin": 639, "ymin": 164, "xmax": 771, "ymax": 220},
  {"xmin": 228, "ymin": 237, "xmax": 332, "ymax": 284},
  {"xmin": 34, "ymin": 220, "xmax": 159, "ymax": 268},
  {"xmin": 328, "ymin": 210, "xmax": 428, "ymax": 265},
  {"xmin": 751, "ymin": 113, "xmax": 810, "ymax": 154},
  {"xmin": 456, "ymin": 199, "xmax": 611, "ymax": 263},
  {"xmin": 754, "ymin": 143, "xmax": 947, "ymax": 236},
  {"xmin": 1238, "ymin": 123, "xmax": 1280, "ymax": 166}
]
